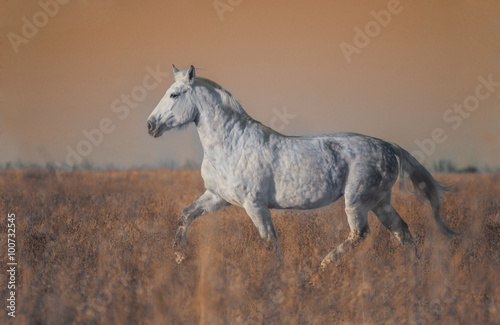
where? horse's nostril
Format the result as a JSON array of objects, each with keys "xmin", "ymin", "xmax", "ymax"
[{"xmin": 147, "ymin": 120, "xmax": 155, "ymax": 133}]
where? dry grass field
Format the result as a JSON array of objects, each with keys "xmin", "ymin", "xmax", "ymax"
[{"xmin": 1, "ymin": 168, "xmax": 499, "ymax": 324}]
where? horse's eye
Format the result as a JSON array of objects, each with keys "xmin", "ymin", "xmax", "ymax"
[{"xmin": 170, "ymin": 93, "xmax": 179, "ymax": 99}]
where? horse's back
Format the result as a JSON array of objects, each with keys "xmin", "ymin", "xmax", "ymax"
[{"xmin": 268, "ymin": 132, "xmax": 398, "ymax": 209}]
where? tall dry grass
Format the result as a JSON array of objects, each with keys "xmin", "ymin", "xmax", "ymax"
[{"xmin": 0, "ymin": 168, "xmax": 499, "ymax": 324}]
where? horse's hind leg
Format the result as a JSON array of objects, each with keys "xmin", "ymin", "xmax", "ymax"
[
  {"xmin": 372, "ymin": 194, "xmax": 417, "ymax": 257},
  {"xmin": 320, "ymin": 203, "xmax": 370, "ymax": 270}
]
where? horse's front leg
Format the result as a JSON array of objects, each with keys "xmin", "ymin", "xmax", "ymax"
[
  {"xmin": 173, "ymin": 190, "xmax": 229, "ymax": 248},
  {"xmin": 243, "ymin": 202, "xmax": 278, "ymax": 242},
  {"xmin": 243, "ymin": 202, "xmax": 282, "ymax": 261}
]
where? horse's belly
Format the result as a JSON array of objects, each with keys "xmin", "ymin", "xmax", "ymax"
[{"xmin": 271, "ymin": 175, "xmax": 343, "ymax": 209}]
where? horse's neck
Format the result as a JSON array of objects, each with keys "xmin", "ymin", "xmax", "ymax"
[{"xmin": 195, "ymin": 93, "xmax": 260, "ymax": 158}]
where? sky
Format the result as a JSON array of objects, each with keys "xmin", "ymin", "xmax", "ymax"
[{"xmin": 1, "ymin": 0, "xmax": 499, "ymax": 169}]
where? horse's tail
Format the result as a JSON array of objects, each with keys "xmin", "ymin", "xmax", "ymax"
[{"xmin": 390, "ymin": 143, "xmax": 460, "ymax": 237}]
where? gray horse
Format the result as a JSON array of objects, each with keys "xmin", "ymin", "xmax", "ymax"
[{"xmin": 147, "ymin": 65, "xmax": 458, "ymax": 268}]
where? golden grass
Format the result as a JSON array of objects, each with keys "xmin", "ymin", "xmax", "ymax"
[{"xmin": 0, "ymin": 169, "xmax": 499, "ymax": 324}]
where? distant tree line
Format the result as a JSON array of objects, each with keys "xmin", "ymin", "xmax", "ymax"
[
  {"xmin": 431, "ymin": 159, "xmax": 481, "ymax": 173},
  {"xmin": 0, "ymin": 159, "xmax": 201, "ymax": 170},
  {"xmin": 0, "ymin": 158, "xmax": 497, "ymax": 173}
]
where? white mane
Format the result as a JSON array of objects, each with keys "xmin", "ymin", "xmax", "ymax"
[{"xmin": 197, "ymin": 77, "xmax": 250, "ymax": 117}]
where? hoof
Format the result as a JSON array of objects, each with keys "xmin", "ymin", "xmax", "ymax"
[
  {"xmin": 319, "ymin": 259, "xmax": 331, "ymax": 271},
  {"xmin": 319, "ymin": 251, "xmax": 339, "ymax": 271},
  {"xmin": 174, "ymin": 251, "xmax": 187, "ymax": 264}
]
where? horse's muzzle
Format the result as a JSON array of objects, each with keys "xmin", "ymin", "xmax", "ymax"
[
  {"xmin": 147, "ymin": 119, "xmax": 156, "ymax": 135},
  {"xmin": 147, "ymin": 118, "xmax": 168, "ymax": 138}
]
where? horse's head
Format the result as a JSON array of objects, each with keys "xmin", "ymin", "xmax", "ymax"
[{"xmin": 147, "ymin": 65, "xmax": 198, "ymax": 138}]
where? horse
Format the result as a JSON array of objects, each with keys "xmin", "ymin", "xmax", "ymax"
[{"xmin": 146, "ymin": 65, "xmax": 458, "ymax": 269}]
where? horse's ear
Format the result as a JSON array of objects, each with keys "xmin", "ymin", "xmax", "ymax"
[
  {"xmin": 172, "ymin": 64, "xmax": 180, "ymax": 81},
  {"xmin": 187, "ymin": 65, "xmax": 195, "ymax": 84}
]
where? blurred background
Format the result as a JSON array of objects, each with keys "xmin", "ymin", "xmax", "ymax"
[{"xmin": 1, "ymin": 0, "xmax": 499, "ymax": 170}]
